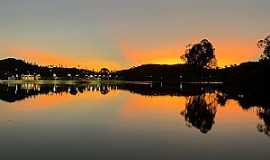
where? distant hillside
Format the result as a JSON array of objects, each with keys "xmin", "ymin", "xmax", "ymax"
[
  {"xmin": 0, "ymin": 58, "xmax": 96, "ymax": 79},
  {"xmin": 0, "ymin": 58, "xmax": 33, "ymax": 71},
  {"xmin": 114, "ymin": 61, "xmax": 270, "ymax": 85},
  {"xmin": 114, "ymin": 64, "xmax": 208, "ymax": 82},
  {"xmin": 1, "ymin": 58, "xmax": 269, "ymax": 86},
  {"xmin": 219, "ymin": 61, "xmax": 270, "ymax": 93}
]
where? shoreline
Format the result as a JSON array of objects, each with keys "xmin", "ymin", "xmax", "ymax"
[
  {"xmin": 0, "ymin": 80, "xmax": 154, "ymax": 85},
  {"xmin": 0, "ymin": 80, "xmax": 223, "ymax": 85}
]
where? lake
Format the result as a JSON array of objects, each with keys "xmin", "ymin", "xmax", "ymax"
[{"xmin": 0, "ymin": 82, "xmax": 269, "ymax": 160}]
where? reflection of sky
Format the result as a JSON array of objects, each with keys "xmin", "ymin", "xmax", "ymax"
[
  {"xmin": 0, "ymin": 0, "xmax": 270, "ymax": 69},
  {"xmin": 0, "ymin": 90, "xmax": 269, "ymax": 159}
]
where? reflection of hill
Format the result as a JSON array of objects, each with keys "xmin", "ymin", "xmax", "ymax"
[
  {"xmin": 117, "ymin": 83, "xmax": 222, "ymax": 97},
  {"xmin": 0, "ymin": 83, "xmax": 115, "ymax": 102},
  {"xmin": 0, "ymin": 84, "xmax": 68, "ymax": 102},
  {"xmin": 1, "ymin": 82, "xmax": 270, "ymax": 137},
  {"xmin": 1, "ymin": 82, "xmax": 269, "ymax": 110},
  {"xmin": 220, "ymin": 83, "xmax": 268, "ymax": 109}
]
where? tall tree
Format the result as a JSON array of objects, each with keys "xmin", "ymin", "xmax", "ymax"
[
  {"xmin": 257, "ymin": 35, "xmax": 270, "ymax": 61},
  {"xmin": 181, "ymin": 39, "xmax": 217, "ymax": 68}
]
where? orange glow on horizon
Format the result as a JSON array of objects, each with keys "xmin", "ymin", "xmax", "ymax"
[
  {"xmin": 7, "ymin": 48, "xmax": 122, "ymax": 71},
  {"xmin": 120, "ymin": 42, "xmax": 183, "ymax": 66},
  {"xmin": 120, "ymin": 39, "xmax": 260, "ymax": 67},
  {"xmin": 4, "ymin": 38, "xmax": 261, "ymax": 70}
]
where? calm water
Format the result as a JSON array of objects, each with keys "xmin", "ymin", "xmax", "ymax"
[{"xmin": 0, "ymin": 82, "xmax": 269, "ymax": 160}]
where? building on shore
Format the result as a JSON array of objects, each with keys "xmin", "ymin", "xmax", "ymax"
[{"xmin": 21, "ymin": 74, "xmax": 41, "ymax": 81}]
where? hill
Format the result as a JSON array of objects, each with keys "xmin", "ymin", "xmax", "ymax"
[{"xmin": 0, "ymin": 58, "xmax": 96, "ymax": 80}]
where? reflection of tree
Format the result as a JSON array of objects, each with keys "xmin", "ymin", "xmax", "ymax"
[
  {"xmin": 216, "ymin": 92, "xmax": 227, "ymax": 106},
  {"xmin": 100, "ymin": 85, "xmax": 109, "ymax": 95},
  {"xmin": 78, "ymin": 86, "xmax": 85, "ymax": 93},
  {"xmin": 257, "ymin": 108, "xmax": 270, "ymax": 137},
  {"xmin": 69, "ymin": 86, "xmax": 78, "ymax": 95},
  {"xmin": 181, "ymin": 92, "xmax": 219, "ymax": 134}
]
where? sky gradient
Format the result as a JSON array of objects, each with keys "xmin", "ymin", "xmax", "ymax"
[{"xmin": 0, "ymin": 0, "xmax": 269, "ymax": 70}]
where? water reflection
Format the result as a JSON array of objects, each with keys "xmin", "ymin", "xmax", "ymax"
[
  {"xmin": 257, "ymin": 108, "xmax": 270, "ymax": 137},
  {"xmin": 0, "ymin": 82, "xmax": 269, "ymax": 137},
  {"xmin": 181, "ymin": 93, "xmax": 218, "ymax": 134},
  {"xmin": 0, "ymin": 83, "xmax": 115, "ymax": 102}
]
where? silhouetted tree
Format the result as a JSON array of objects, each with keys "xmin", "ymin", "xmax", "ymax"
[
  {"xmin": 181, "ymin": 39, "xmax": 217, "ymax": 68},
  {"xmin": 258, "ymin": 35, "xmax": 270, "ymax": 61},
  {"xmin": 99, "ymin": 68, "xmax": 111, "ymax": 80},
  {"xmin": 100, "ymin": 68, "xmax": 110, "ymax": 75}
]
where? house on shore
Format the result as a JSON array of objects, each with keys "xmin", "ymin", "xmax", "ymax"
[{"xmin": 21, "ymin": 74, "xmax": 41, "ymax": 81}]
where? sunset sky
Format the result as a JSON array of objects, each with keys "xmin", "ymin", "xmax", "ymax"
[{"xmin": 0, "ymin": 0, "xmax": 269, "ymax": 70}]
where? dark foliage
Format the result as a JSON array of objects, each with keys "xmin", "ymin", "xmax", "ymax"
[
  {"xmin": 181, "ymin": 39, "xmax": 217, "ymax": 68},
  {"xmin": 257, "ymin": 108, "xmax": 270, "ymax": 137},
  {"xmin": 258, "ymin": 35, "xmax": 270, "ymax": 61},
  {"xmin": 181, "ymin": 93, "xmax": 217, "ymax": 134}
]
